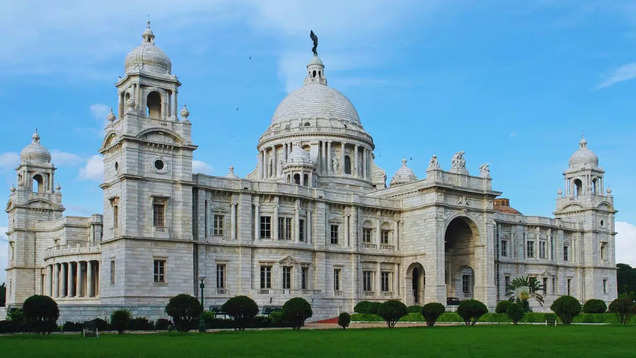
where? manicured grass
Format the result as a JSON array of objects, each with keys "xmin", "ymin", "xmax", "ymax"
[{"xmin": 0, "ymin": 325, "xmax": 635, "ymax": 357}]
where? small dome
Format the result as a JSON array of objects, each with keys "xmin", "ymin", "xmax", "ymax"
[
  {"xmin": 20, "ymin": 130, "xmax": 51, "ymax": 164},
  {"xmin": 569, "ymin": 137, "xmax": 598, "ymax": 169},
  {"xmin": 225, "ymin": 166, "xmax": 239, "ymax": 179},
  {"xmin": 124, "ymin": 21, "xmax": 172, "ymax": 75},
  {"xmin": 286, "ymin": 144, "xmax": 312, "ymax": 166},
  {"xmin": 308, "ymin": 55, "xmax": 324, "ymax": 66},
  {"xmin": 390, "ymin": 159, "xmax": 417, "ymax": 186}
]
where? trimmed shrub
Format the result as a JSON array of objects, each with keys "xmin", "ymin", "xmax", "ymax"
[
  {"xmin": 165, "ymin": 294, "xmax": 202, "ymax": 332},
  {"xmin": 0, "ymin": 320, "xmax": 24, "ymax": 333},
  {"xmin": 354, "ymin": 301, "xmax": 381, "ymax": 314},
  {"xmin": 495, "ymin": 300, "xmax": 512, "ymax": 314},
  {"xmin": 377, "ymin": 300, "xmax": 408, "ymax": 328},
  {"xmin": 421, "ymin": 303, "xmax": 445, "ymax": 327},
  {"xmin": 222, "ymin": 296, "xmax": 259, "ymax": 330},
  {"xmin": 129, "ymin": 317, "xmax": 154, "ymax": 331},
  {"xmin": 110, "ymin": 309, "xmax": 131, "ymax": 334},
  {"xmin": 506, "ymin": 302, "xmax": 525, "ymax": 324},
  {"xmin": 155, "ymin": 318, "xmax": 171, "ymax": 330},
  {"xmin": 8, "ymin": 308, "xmax": 24, "ymax": 322},
  {"xmin": 62, "ymin": 321, "xmax": 83, "ymax": 332},
  {"xmin": 269, "ymin": 311, "xmax": 284, "ymax": 324},
  {"xmin": 201, "ymin": 311, "xmax": 216, "ymax": 328},
  {"xmin": 609, "ymin": 294, "xmax": 634, "ymax": 325},
  {"xmin": 477, "ymin": 313, "xmax": 511, "ymax": 323},
  {"xmin": 407, "ymin": 305, "xmax": 422, "ymax": 314},
  {"xmin": 551, "ymin": 296, "xmax": 581, "ymax": 325},
  {"xmin": 457, "ymin": 299, "xmax": 488, "ymax": 326},
  {"xmin": 87, "ymin": 318, "xmax": 109, "ymax": 331},
  {"xmin": 583, "ymin": 299, "xmax": 607, "ymax": 313},
  {"xmin": 23, "ymin": 295, "xmax": 59, "ymax": 334},
  {"xmin": 338, "ymin": 312, "xmax": 351, "ymax": 329},
  {"xmin": 282, "ymin": 297, "xmax": 313, "ymax": 330}
]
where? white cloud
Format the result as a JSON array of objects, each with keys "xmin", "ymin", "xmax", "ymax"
[
  {"xmin": 193, "ymin": 160, "xmax": 213, "ymax": 174},
  {"xmin": 79, "ymin": 155, "xmax": 104, "ymax": 181},
  {"xmin": 0, "ymin": 226, "xmax": 7, "ymax": 284},
  {"xmin": 0, "ymin": 152, "xmax": 19, "ymax": 171},
  {"xmin": 597, "ymin": 62, "xmax": 636, "ymax": 89},
  {"xmin": 616, "ymin": 221, "xmax": 636, "ymax": 266},
  {"xmin": 90, "ymin": 103, "xmax": 110, "ymax": 121},
  {"xmin": 51, "ymin": 150, "xmax": 83, "ymax": 166}
]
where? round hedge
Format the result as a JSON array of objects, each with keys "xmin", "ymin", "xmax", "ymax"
[
  {"xmin": 495, "ymin": 300, "xmax": 512, "ymax": 314},
  {"xmin": 377, "ymin": 300, "xmax": 408, "ymax": 328},
  {"xmin": 23, "ymin": 295, "xmax": 59, "ymax": 334},
  {"xmin": 282, "ymin": 297, "xmax": 313, "ymax": 330},
  {"xmin": 110, "ymin": 309, "xmax": 131, "ymax": 334},
  {"xmin": 583, "ymin": 299, "xmax": 607, "ymax": 313},
  {"xmin": 457, "ymin": 299, "xmax": 488, "ymax": 326},
  {"xmin": 506, "ymin": 302, "xmax": 525, "ymax": 324},
  {"xmin": 354, "ymin": 301, "xmax": 381, "ymax": 314},
  {"xmin": 165, "ymin": 294, "xmax": 202, "ymax": 332},
  {"xmin": 222, "ymin": 295, "xmax": 259, "ymax": 330},
  {"xmin": 421, "ymin": 302, "xmax": 445, "ymax": 327},
  {"xmin": 338, "ymin": 312, "xmax": 351, "ymax": 329},
  {"xmin": 550, "ymin": 295, "xmax": 581, "ymax": 324}
]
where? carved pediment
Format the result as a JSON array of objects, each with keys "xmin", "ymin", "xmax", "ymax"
[
  {"xmin": 279, "ymin": 256, "xmax": 298, "ymax": 265},
  {"xmin": 138, "ymin": 129, "xmax": 183, "ymax": 146}
]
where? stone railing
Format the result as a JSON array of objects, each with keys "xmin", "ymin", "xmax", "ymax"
[
  {"xmin": 362, "ymin": 243, "xmax": 377, "ymax": 249},
  {"xmin": 45, "ymin": 242, "xmax": 101, "ymax": 259},
  {"xmin": 380, "ymin": 244, "xmax": 395, "ymax": 251}
]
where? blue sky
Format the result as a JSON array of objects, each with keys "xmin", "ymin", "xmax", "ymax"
[{"xmin": 2, "ymin": 0, "xmax": 636, "ymax": 283}]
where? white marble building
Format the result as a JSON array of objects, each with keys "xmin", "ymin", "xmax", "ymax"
[{"xmin": 3, "ymin": 23, "xmax": 617, "ymax": 322}]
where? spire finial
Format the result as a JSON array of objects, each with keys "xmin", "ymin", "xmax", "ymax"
[
  {"xmin": 579, "ymin": 135, "xmax": 587, "ymax": 148},
  {"xmin": 142, "ymin": 18, "xmax": 155, "ymax": 44},
  {"xmin": 32, "ymin": 129, "xmax": 40, "ymax": 143},
  {"xmin": 401, "ymin": 158, "xmax": 407, "ymax": 166}
]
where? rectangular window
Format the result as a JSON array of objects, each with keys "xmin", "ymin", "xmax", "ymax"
[
  {"xmin": 527, "ymin": 241, "xmax": 535, "ymax": 258},
  {"xmin": 462, "ymin": 275, "xmax": 471, "ymax": 293},
  {"xmin": 381, "ymin": 272, "xmax": 390, "ymax": 292},
  {"xmin": 330, "ymin": 225, "xmax": 339, "ymax": 245},
  {"xmin": 501, "ymin": 240, "xmax": 508, "ymax": 257},
  {"xmin": 299, "ymin": 219, "xmax": 305, "ymax": 242},
  {"xmin": 113, "ymin": 205, "xmax": 119, "ymax": 229},
  {"xmin": 110, "ymin": 260, "xmax": 115, "ymax": 285},
  {"xmin": 153, "ymin": 259, "xmax": 166, "ymax": 283},
  {"xmin": 552, "ymin": 277, "xmax": 556, "ymax": 294},
  {"xmin": 363, "ymin": 271, "xmax": 373, "ymax": 292},
  {"xmin": 282, "ymin": 266, "xmax": 292, "ymax": 290},
  {"xmin": 539, "ymin": 241, "xmax": 547, "ymax": 259},
  {"xmin": 543, "ymin": 277, "xmax": 548, "ymax": 294},
  {"xmin": 567, "ymin": 278, "xmax": 572, "ymax": 295},
  {"xmin": 504, "ymin": 275, "xmax": 511, "ymax": 290},
  {"xmin": 278, "ymin": 217, "xmax": 292, "ymax": 240},
  {"xmin": 260, "ymin": 265, "xmax": 272, "ymax": 289},
  {"xmin": 603, "ymin": 279, "xmax": 608, "ymax": 294},
  {"xmin": 363, "ymin": 228, "xmax": 372, "ymax": 243},
  {"xmin": 214, "ymin": 214, "xmax": 224, "ymax": 236},
  {"xmin": 334, "ymin": 269, "xmax": 341, "ymax": 292},
  {"xmin": 563, "ymin": 245, "xmax": 569, "ymax": 261},
  {"xmin": 260, "ymin": 216, "xmax": 271, "ymax": 239},
  {"xmin": 301, "ymin": 267, "xmax": 308, "ymax": 290},
  {"xmin": 216, "ymin": 264, "xmax": 225, "ymax": 288},
  {"xmin": 153, "ymin": 199, "xmax": 166, "ymax": 227},
  {"xmin": 381, "ymin": 230, "xmax": 390, "ymax": 244}
]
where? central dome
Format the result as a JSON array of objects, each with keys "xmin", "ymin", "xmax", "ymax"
[{"xmin": 271, "ymin": 83, "xmax": 361, "ymax": 125}]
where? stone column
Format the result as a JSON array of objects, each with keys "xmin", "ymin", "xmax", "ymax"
[
  {"xmin": 48, "ymin": 265, "xmax": 53, "ymax": 297},
  {"xmin": 54, "ymin": 264, "xmax": 59, "ymax": 297},
  {"xmin": 307, "ymin": 210, "xmax": 312, "ymax": 244},
  {"xmin": 273, "ymin": 198, "xmax": 279, "ymax": 240},
  {"xmin": 294, "ymin": 199, "xmax": 300, "ymax": 242},
  {"xmin": 321, "ymin": 141, "xmax": 326, "ymax": 174},
  {"xmin": 327, "ymin": 141, "xmax": 331, "ymax": 175},
  {"xmin": 376, "ymin": 262, "xmax": 381, "ymax": 294},
  {"xmin": 87, "ymin": 260, "xmax": 93, "ymax": 298},
  {"xmin": 230, "ymin": 202, "xmax": 236, "ymax": 240},
  {"xmin": 63, "ymin": 263, "xmax": 69, "ymax": 297},
  {"xmin": 354, "ymin": 145, "xmax": 359, "ymax": 178},
  {"xmin": 362, "ymin": 149, "xmax": 367, "ymax": 179},
  {"xmin": 340, "ymin": 143, "xmax": 345, "ymax": 175}
]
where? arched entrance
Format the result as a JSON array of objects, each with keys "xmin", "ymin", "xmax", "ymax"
[
  {"xmin": 445, "ymin": 217, "xmax": 478, "ymax": 301},
  {"xmin": 406, "ymin": 263, "xmax": 425, "ymax": 306}
]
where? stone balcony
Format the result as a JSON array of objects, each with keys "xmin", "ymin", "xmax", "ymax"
[{"xmin": 45, "ymin": 242, "xmax": 101, "ymax": 260}]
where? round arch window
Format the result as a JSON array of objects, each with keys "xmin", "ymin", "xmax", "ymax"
[{"xmin": 154, "ymin": 160, "xmax": 165, "ymax": 170}]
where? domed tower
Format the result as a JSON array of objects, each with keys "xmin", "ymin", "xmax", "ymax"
[
  {"xmin": 555, "ymin": 137, "xmax": 616, "ymax": 302},
  {"xmin": 99, "ymin": 22, "xmax": 197, "ymax": 304},
  {"xmin": 254, "ymin": 33, "xmax": 385, "ymax": 190},
  {"xmin": 390, "ymin": 159, "xmax": 417, "ymax": 187},
  {"xmin": 5, "ymin": 131, "xmax": 64, "ymax": 304}
]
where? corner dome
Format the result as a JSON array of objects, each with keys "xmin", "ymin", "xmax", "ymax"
[
  {"xmin": 20, "ymin": 130, "xmax": 51, "ymax": 164},
  {"xmin": 271, "ymin": 55, "xmax": 361, "ymax": 126},
  {"xmin": 124, "ymin": 21, "xmax": 172, "ymax": 75},
  {"xmin": 286, "ymin": 144, "xmax": 313, "ymax": 166},
  {"xmin": 390, "ymin": 159, "xmax": 417, "ymax": 186},
  {"xmin": 569, "ymin": 137, "xmax": 598, "ymax": 169}
]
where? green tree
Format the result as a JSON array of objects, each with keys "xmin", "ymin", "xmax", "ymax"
[
  {"xmin": 165, "ymin": 294, "xmax": 202, "ymax": 332},
  {"xmin": 338, "ymin": 312, "xmax": 351, "ymax": 330},
  {"xmin": 222, "ymin": 296, "xmax": 259, "ymax": 330},
  {"xmin": 377, "ymin": 300, "xmax": 407, "ymax": 328},
  {"xmin": 609, "ymin": 294, "xmax": 634, "ymax": 325},
  {"xmin": 616, "ymin": 264, "xmax": 636, "ymax": 295},
  {"xmin": 282, "ymin": 297, "xmax": 313, "ymax": 330},
  {"xmin": 506, "ymin": 302, "xmax": 525, "ymax": 325},
  {"xmin": 550, "ymin": 296, "xmax": 581, "ymax": 324},
  {"xmin": 22, "ymin": 295, "xmax": 59, "ymax": 334},
  {"xmin": 506, "ymin": 275, "xmax": 544, "ymax": 310},
  {"xmin": 421, "ymin": 303, "xmax": 445, "ymax": 327},
  {"xmin": 110, "ymin": 310, "xmax": 131, "ymax": 334},
  {"xmin": 457, "ymin": 300, "xmax": 488, "ymax": 326}
]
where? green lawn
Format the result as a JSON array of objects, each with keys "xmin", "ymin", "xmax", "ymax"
[{"xmin": 1, "ymin": 325, "xmax": 635, "ymax": 358}]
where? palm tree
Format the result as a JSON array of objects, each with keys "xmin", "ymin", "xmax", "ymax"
[{"xmin": 506, "ymin": 276, "xmax": 544, "ymax": 308}]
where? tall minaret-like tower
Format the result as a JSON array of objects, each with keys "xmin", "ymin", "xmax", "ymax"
[
  {"xmin": 98, "ymin": 22, "xmax": 197, "ymax": 304},
  {"xmin": 555, "ymin": 137, "xmax": 616, "ymax": 304},
  {"xmin": 5, "ymin": 131, "xmax": 64, "ymax": 304}
]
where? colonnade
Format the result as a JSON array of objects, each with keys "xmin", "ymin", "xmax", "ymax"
[{"xmin": 46, "ymin": 260, "xmax": 100, "ymax": 299}]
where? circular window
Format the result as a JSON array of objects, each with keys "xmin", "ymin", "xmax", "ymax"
[{"xmin": 154, "ymin": 160, "xmax": 165, "ymax": 170}]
